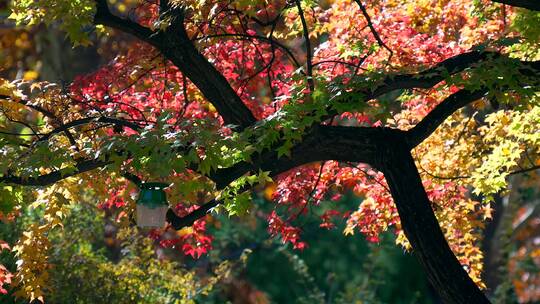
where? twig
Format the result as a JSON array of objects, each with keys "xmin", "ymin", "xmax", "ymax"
[
  {"xmin": 295, "ymin": 0, "xmax": 315, "ymax": 92},
  {"xmin": 353, "ymin": 0, "xmax": 393, "ymax": 63}
]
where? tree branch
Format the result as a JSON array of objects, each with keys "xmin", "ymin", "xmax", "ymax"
[
  {"xmin": 295, "ymin": 0, "xmax": 315, "ymax": 92},
  {"xmin": 378, "ymin": 138, "xmax": 491, "ymax": 303},
  {"xmin": 37, "ymin": 116, "xmax": 142, "ymax": 142},
  {"xmin": 334, "ymin": 51, "xmax": 538, "ymax": 108},
  {"xmin": 406, "ymin": 88, "xmax": 488, "ymax": 148},
  {"xmin": 93, "ymin": 0, "xmax": 157, "ymax": 44},
  {"xmin": 353, "ymin": 0, "xmax": 393, "ymax": 61},
  {"xmin": 364, "ymin": 51, "xmax": 496, "ymax": 99},
  {"xmin": 0, "ymin": 159, "xmax": 110, "ymax": 186},
  {"xmin": 491, "ymin": 0, "xmax": 540, "ymax": 10},
  {"xmin": 93, "ymin": 0, "xmax": 257, "ymax": 130},
  {"xmin": 166, "ymin": 195, "xmax": 220, "ymax": 229},
  {"xmin": 159, "ymin": 20, "xmax": 257, "ymax": 130},
  {"xmin": 169, "ymin": 125, "xmax": 400, "ymax": 226},
  {"xmin": 404, "ymin": 58, "xmax": 539, "ymax": 148},
  {"xmin": 200, "ymin": 33, "xmax": 302, "ymax": 69}
]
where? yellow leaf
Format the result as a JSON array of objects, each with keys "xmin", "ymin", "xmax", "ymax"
[
  {"xmin": 343, "ymin": 226, "xmax": 355, "ymax": 236},
  {"xmin": 7, "ymin": 12, "xmax": 19, "ymax": 20},
  {"xmin": 23, "ymin": 71, "xmax": 39, "ymax": 81},
  {"xmin": 178, "ymin": 227, "xmax": 194, "ymax": 237}
]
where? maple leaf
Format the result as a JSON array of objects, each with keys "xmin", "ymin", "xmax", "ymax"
[{"xmin": 1, "ymin": 0, "xmax": 539, "ymax": 302}]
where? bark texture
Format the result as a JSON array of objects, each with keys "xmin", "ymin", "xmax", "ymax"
[{"xmin": 378, "ymin": 137, "xmax": 491, "ymax": 303}]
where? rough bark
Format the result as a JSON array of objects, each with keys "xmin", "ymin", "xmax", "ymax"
[
  {"xmin": 94, "ymin": 0, "xmax": 256, "ymax": 130},
  {"xmin": 6, "ymin": 2, "xmax": 540, "ymax": 302},
  {"xmin": 377, "ymin": 136, "xmax": 491, "ymax": 304},
  {"xmin": 168, "ymin": 128, "xmax": 495, "ymax": 303},
  {"xmin": 157, "ymin": 29, "xmax": 257, "ymax": 130}
]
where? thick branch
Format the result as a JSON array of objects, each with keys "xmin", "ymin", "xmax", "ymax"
[
  {"xmin": 331, "ymin": 52, "xmax": 538, "ymax": 115},
  {"xmin": 378, "ymin": 139, "xmax": 490, "ymax": 303},
  {"xmin": 0, "ymin": 124, "xmax": 391, "ymax": 190},
  {"xmin": 93, "ymin": 1, "xmax": 256, "ymax": 130},
  {"xmin": 405, "ymin": 58, "xmax": 539, "ymax": 148},
  {"xmin": 406, "ymin": 88, "xmax": 488, "ymax": 148},
  {"xmin": 365, "ymin": 51, "xmax": 496, "ymax": 99},
  {"xmin": 159, "ymin": 24, "xmax": 257, "ymax": 130},
  {"xmin": 167, "ymin": 126, "xmax": 399, "ymax": 228},
  {"xmin": 491, "ymin": 0, "xmax": 540, "ymax": 10},
  {"xmin": 209, "ymin": 125, "xmax": 394, "ymax": 188},
  {"xmin": 94, "ymin": 0, "xmax": 156, "ymax": 43}
]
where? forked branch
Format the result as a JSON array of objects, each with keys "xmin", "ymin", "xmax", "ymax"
[{"xmin": 93, "ymin": 0, "xmax": 256, "ymax": 130}]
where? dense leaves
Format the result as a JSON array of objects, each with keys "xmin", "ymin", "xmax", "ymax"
[{"xmin": 0, "ymin": 0, "xmax": 539, "ymax": 302}]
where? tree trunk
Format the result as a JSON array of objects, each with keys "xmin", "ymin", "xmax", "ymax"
[
  {"xmin": 378, "ymin": 138, "xmax": 490, "ymax": 303},
  {"xmin": 481, "ymin": 194, "xmax": 505, "ymax": 296}
]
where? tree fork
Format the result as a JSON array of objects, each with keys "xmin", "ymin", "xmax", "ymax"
[{"xmin": 377, "ymin": 136, "xmax": 491, "ymax": 304}]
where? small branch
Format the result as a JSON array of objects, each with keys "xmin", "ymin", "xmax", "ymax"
[
  {"xmin": 0, "ymin": 131, "xmax": 42, "ymax": 136},
  {"xmin": 37, "ymin": 116, "xmax": 142, "ymax": 143},
  {"xmin": 0, "ymin": 159, "xmax": 111, "ymax": 186},
  {"xmin": 512, "ymin": 202, "xmax": 540, "ymax": 235},
  {"xmin": 295, "ymin": 0, "xmax": 315, "ymax": 92},
  {"xmin": 200, "ymin": 33, "xmax": 302, "ymax": 69},
  {"xmin": 288, "ymin": 161, "xmax": 326, "ymax": 222},
  {"xmin": 509, "ymin": 164, "xmax": 540, "ymax": 176},
  {"xmin": 353, "ymin": 0, "xmax": 393, "ymax": 62},
  {"xmin": 416, "ymin": 159, "xmax": 471, "ymax": 181},
  {"xmin": 405, "ymin": 56, "xmax": 539, "ymax": 148},
  {"xmin": 166, "ymin": 196, "xmax": 220, "ymax": 229},
  {"xmin": 313, "ymin": 60, "xmax": 360, "ymax": 70},
  {"xmin": 0, "ymin": 112, "xmax": 42, "ymax": 138},
  {"xmin": 178, "ymin": 74, "xmax": 190, "ymax": 118},
  {"xmin": 358, "ymin": 167, "xmax": 391, "ymax": 193},
  {"xmin": 19, "ymin": 99, "xmax": 59, "ymax": 121},
  {"xmin": 418, "ymin": 161, "xmax": 540, "ymax": 181},
  {"xmin": 122, "ymin": 172, "xmax": 142, "ymax": 186}
]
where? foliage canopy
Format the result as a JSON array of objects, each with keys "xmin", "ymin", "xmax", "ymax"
[{"xmin": 0, "ymin": 0, "xmax": 539, "ymax": 302}]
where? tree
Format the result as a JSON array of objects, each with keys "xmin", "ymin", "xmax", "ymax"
[{"xmin": 0, "ymin": 0, "xmax": 539, "ymax": 302}]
